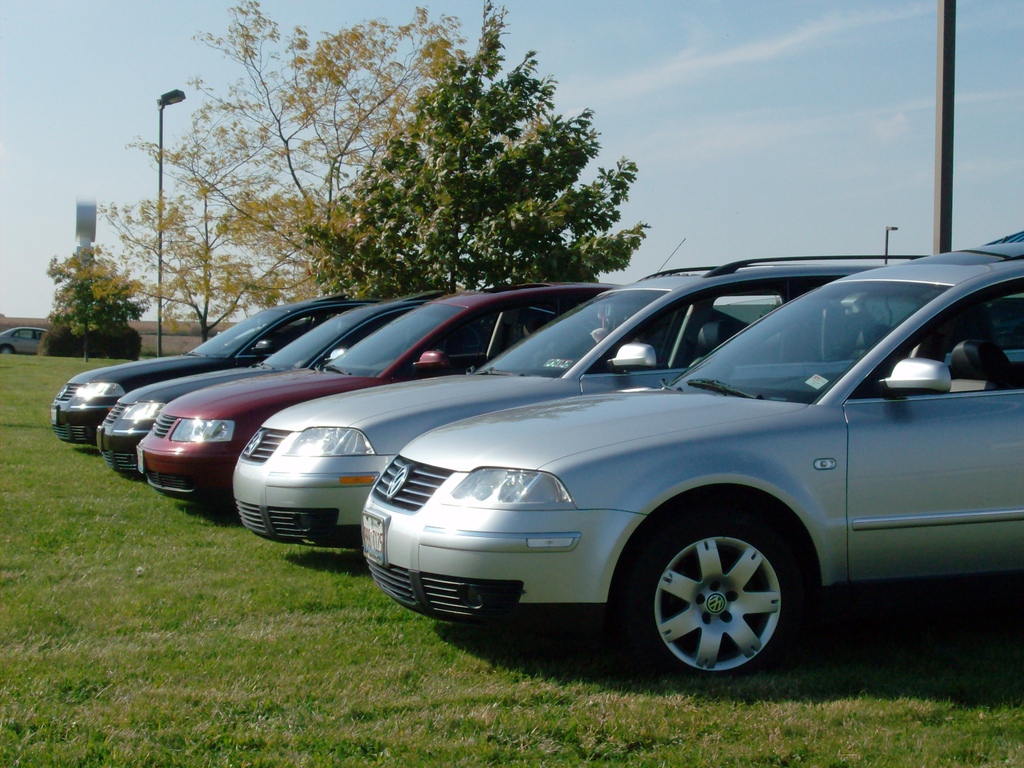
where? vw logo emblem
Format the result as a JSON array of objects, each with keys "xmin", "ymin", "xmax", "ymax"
[
  {"xmin": 242, "ymin": 430, "xmax": 264, "ymax": 457},
  {"xmin": 705, "ymin": 592, "xmax": 728, "ymax": 615},
  {"xmin": 385, "ymin": 465, "xmax": 410, "ymax": 499}
]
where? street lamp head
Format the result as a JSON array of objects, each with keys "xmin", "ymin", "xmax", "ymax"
[
  {"xmin": 158, "ymin": 89, "xmax": 186, "ymax": 108},
  {"xmin": 886, "ymin": 226, "xmax": 899, "ymax": 232}
]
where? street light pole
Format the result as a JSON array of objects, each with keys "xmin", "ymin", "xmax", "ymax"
[
  {"xmin": 157, "ymin": 88, "xmax": 185, "ymax": 357},
  {"xmin": 884, "ymin": 226, "xmax": 898, "ymax": 264}
]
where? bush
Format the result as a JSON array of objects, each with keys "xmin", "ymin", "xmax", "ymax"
[{"xmin": 42, "ymin": 324, "xmax": 142, "ymax": 359}]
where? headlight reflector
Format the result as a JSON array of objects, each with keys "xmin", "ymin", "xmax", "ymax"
[
  {"xmin": 284, "ymin": 427, "xmax": 374, "ymax": 457},
  {"xmin": 451, "ymin": 469, "xmax": 573, "ymax": 506},
  {"xmin": 121, "ymin": 401, "xmax": 164, "ymax": 424},
  {"xmin": 170, "ymin": 418, "xmax": 235, "ymax": 443},
  {"xmin": 76, "ymin": 381, "xmax": 125, "ymax": 401}
]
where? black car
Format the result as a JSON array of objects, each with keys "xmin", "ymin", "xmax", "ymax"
[
  {"xmin": 51, "ymin": 295, "xmax": 370, "ymax": 445},
  {"xmin": 96, "ymin": 295, "xmax": 439, "ymax": 473}
]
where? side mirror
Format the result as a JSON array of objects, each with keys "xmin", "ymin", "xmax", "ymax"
[
  {"xmin": 253, "ymin": 338, "xmax": 275, "ymax": 353},
  {"xmin": 882, "ymin": 358, "xmax": 951, "ymax": 395},
  {"xmin": 413, "ymin": 349, "xmax": 450, "ymax": 372},
  {"xmin": 327, "ymin": 347, "xmax": 347, "ymax": 362},
  {"xmin": 610, "ymin": 342, "xmax": 657, "ymax": 370}
]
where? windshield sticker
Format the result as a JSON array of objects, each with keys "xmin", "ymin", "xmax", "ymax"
[
  {"xmin": 543, "ymin": 359, "xmax": 574, "ymax": 369},
  {"xmin": 806, "ymin": 374, "xmax": 829, "ymax": 390}
]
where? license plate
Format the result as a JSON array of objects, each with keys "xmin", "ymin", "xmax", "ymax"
[
  {"xmin": 50, "ymin": 404, "xmax": 58, "ymax": 426},
  {"xmin": 362, "ymin": 512, "xmax": 388, "ymax": 566},
  {"xmin": 136, "ymin": 444, "xmax": 145, "ymax": 474}
]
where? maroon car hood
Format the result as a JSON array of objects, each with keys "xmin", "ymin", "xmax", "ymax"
[{"xmin": 160, "ymin": 369, "xmax": 386, "ymax": 420}]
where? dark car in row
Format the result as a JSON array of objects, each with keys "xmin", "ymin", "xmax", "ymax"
[{"xmin": 50, "ymin": 295, "xmax": 369, "ymax": 445}]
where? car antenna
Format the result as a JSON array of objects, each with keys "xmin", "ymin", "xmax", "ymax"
[{"xmin": 655, "ymin": 238, "xmax": 686, "ymax": 273}]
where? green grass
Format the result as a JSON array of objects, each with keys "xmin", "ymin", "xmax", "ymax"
[{"xmin": 2, "ymin": 355, "xmax": 1024, "ymax": 766}]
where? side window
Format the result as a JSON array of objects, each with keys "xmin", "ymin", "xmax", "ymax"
[
  {"xmin": 435, "ymin": 312, "xmax": 501, "ymax": 371},
  {"xmin": 487, "ymin": 303, "xmax": 558, "ymax": 355},
  {"xmin": 857, "ymin": 288, "xmax": 1024, "ymax": 397},
  {"xmin": 592, "ymin": 291, "xmax": 783, "ymax": 374},
  {"xmin": 245, "ymin": 308, "xmax": 342, "ymax": 356}
]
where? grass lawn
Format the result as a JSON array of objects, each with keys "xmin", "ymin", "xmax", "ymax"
[{"xmin": 2, "ymin": 355, "xmax": 1023, "ymax": 766}]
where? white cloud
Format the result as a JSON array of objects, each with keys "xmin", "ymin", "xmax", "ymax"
[{"xmin": 579, "ymin": 4, "xmax": 933, "ymax": 104}]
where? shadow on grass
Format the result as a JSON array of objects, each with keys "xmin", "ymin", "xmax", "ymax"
[
  {"xmin": 284, "ymin": 547, "xmax": 369, "ymax": 577},
  {"xmin": 434, "ymin": 597, "xmax": 1024, "ymax": 707},
  {"xmin": 175, "ymin": 498, "xmax": 242, "ymax": 528}
]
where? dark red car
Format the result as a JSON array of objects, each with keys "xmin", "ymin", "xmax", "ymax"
[{"xmin": 137, "ymin": 284, "xmax": 609, "ymax": 505}]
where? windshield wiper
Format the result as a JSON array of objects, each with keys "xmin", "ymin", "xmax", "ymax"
[{"xmin": 685, "ymin": 378, "xmax": 756, "ymax": 399}]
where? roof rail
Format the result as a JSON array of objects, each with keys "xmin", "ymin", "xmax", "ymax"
[
  {"xmin": 640, "ymin": 254, "xmax": 921, "ymax": 281},
  {"xmin": 985, "ymin": 230, "xmax": 1024, "ymax": 245},
  {"xmin": 703, "ymin": 254, "xmax": 922, "ymax": 277}
]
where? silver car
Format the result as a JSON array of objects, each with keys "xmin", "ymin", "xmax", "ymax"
[
  {"xmin": 235, "ymin": 258, "xmax": 884, "ymax": 547},
  {"xmin": 362, "ymin": 243, "xmax": 1024, "ymax": 674},
  {"xmin": 0, "ymin": 326, "xmax": 46, "ymax": 355}
]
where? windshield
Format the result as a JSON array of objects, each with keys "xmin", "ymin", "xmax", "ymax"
[
  {"xmin": 676, "ymin": 280, "xmax": 949, "ymax": 403},
  {"xmin": 188, "ymin": 308, "xmax": 286, "ymax": 358},
  {"xmin": 259, "ymin": 303, "xmax": 396, "ymax": 370},
  {"xmin": 477, "ymin": 289, "xmax": 663, "ymax": 377},
  {"xmin": 326, "ymin": 303, "xmax": 463, "ymax": 377}
]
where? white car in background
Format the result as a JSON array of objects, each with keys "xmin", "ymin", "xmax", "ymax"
[
  {"xmin": 361, "ymin": 243, "xmax": 1024, "ymax": 675},
  {"xmin": 234, "ymin": 257, "xmax": 890, "ymax": 547}
]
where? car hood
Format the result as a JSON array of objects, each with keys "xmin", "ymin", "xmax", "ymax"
[
  {"xmin": 160, "ymin": 369, "xmax": 382, "ymax": 420},
  {"xmin": 119, "ymin": 365, "xmax": 288, "ymax": 406},
  {"xmin": 262, "ymin": 374, "xmax": 580, "ymax": 453},
  {"xmin": 67, "ymin": 354, "xmax": 240, "ymax": 390},
  {"xmin": 402, "ymin": 390, "xmax": 807, "ymax": 473}
]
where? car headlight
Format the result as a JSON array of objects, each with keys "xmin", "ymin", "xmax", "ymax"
[
  {"xmin": 76, "ymin": 381, "xmax": 126, "ymax": 401},
  {"xmin": 170, "ymin": 418, "xmax": 235, "ymax": 443},
  {"xmin": 450, "ymin": 468, "xmax": 574, "ymax": 506},
  {"xmin": 120, "ymin": 401, "xmax": 164, "ymax": 424},
  {"xmin": 283, "ymin": 427, "xmax": 374, "ymax": 457}
]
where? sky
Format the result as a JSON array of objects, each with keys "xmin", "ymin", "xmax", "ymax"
[{"xmin": 1, "ymin": 1, "xmax": 1022, "ymax": 320}]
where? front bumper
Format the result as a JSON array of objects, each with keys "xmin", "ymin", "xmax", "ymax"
[
  {"xmin": 96, "ymin": 424, "xmax": 152, "ymax": 474},
  {"xmin": 50, "ymin": 400, "xmax": 114, "ymax": 445},
  {"xmin": 233, "ymin": 453, "xmax": 388, "ymax": 547},
  {"xmin": 140, "ymin": 440, "xmax": 240, "ymax": 500},
  {"xmin": 361, "ymin": 486, "xmax": 643, "ymax": 627}
]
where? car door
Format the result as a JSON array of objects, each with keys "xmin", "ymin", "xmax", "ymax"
[{"xmin": 844, "ymin": 286, "xmax": 1024, "ymax": 581}]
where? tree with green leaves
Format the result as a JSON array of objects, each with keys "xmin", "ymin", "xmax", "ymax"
[
  {"xmin": 47, "ymin": 248, "xmax": 148, "ymax": 360},
  {"xmin": 310, "ymin": 3, "xmax": 647, "ymax": 297},
  {"xmin": 108, "ymin": 1, "xmax": 461, "ymax": 337}
]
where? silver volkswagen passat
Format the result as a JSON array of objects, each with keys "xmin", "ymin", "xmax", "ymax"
[
  {"xmin": 362, "ymin": 244, "xmax": 1024, "ymax": 674},
  {"xmin": 234, "ymin": 257, "xmax": 887, "ymax": 547}
]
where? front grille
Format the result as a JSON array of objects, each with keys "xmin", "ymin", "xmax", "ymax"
[
  {"xmin": 367, "ymin": 562, "xmax": 524, "ymax": 621},
  {"xmin": 152, "ymin": 413, "xmax": 178, "ymax": 439},
  {"xmin": 236, "ymin": 500, "xmax": 267, "ymax": 535},
  {"xmin": 241, "ymin": 429, "xmax": 292, "ymax": 463},
  {"xmin": 52, "ymin": 423, "xmax": 96, "ymax": 444},
  {"xmin": 146, "ymin": 471, "xmax": 194, "ymax": 492},
  {"xmin": 54, "ymin": 383, "xmax": 80, "ymax": 403},
  {"xmin": 236, "ymin": 500, "xmax": 339, "ymax": 542},
  {"xmin": 102, "ymin": 403, "xmax": 127, "ymax": 429},
  {"xmin": 370, "ymin": 456, "xmax": 453, "ymax": 512},
  {"xmin": 420, "ymin": 574, "xmax": 524, "ymax": 619},
  {"xmin": 101, "ymin": 449, "xmax": 138, "ymax": 473},
  {"xmin": 367, "ymin": 561, "xmax": 418, "ymax": 607},
  {"xmin": 267, "ymin": 507, "xmax": 338, "ymax": 539}
]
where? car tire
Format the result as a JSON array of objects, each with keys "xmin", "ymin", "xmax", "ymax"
[
  {"xmin": 0, "ymin": 345, "xmax": 13, "ymax": 354},
  {"xmin": 615, "ymin": 507, "xmax": 803, "ymax": 674}
]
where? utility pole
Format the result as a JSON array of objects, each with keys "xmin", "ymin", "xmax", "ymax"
[{"xmin": 933, "ymin": 0, "xmax": 955, "ymax": 254}]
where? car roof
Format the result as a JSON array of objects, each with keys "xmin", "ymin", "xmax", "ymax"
[{"xmin": 828, "ymin": 242, "xmax": 1024, "ymax": 288}]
